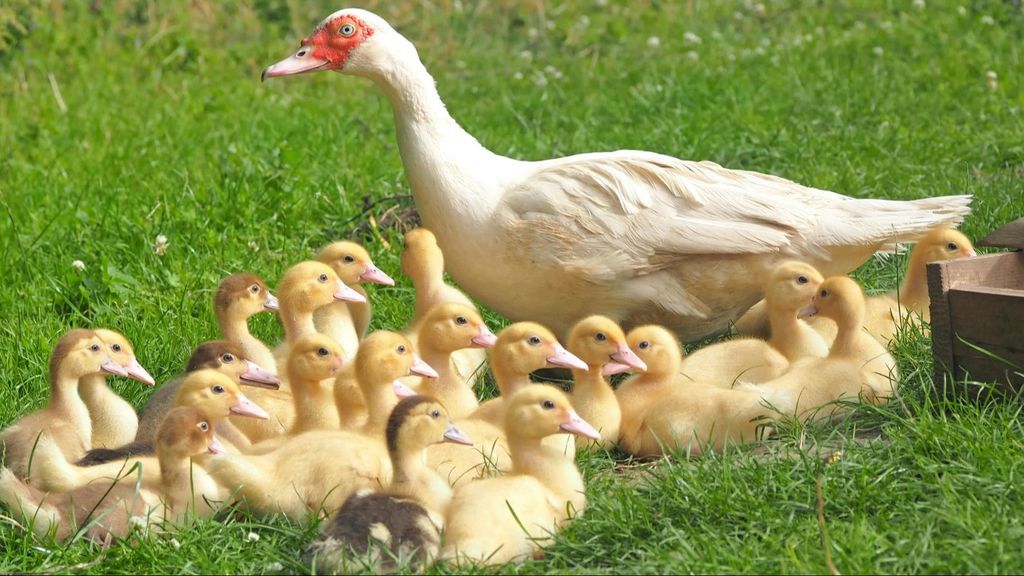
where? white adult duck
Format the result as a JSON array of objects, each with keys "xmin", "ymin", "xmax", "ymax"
[{"xmin": 263, "ymin": 9, "xmax": 972, "ymax": 342}]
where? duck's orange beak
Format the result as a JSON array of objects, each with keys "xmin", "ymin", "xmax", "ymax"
[
  {"xmin": 360, "ymin": 264, "xmax": 395, "ymax": 286},
  {"xmin": 230, "ymin": 393, "xmax": 270, "ymax": 420},
  {"xmin": 125, "ymin": 356, "xmax": 156, "ymax": 386},
  {"xmin": 240, "ymin": 361, "xmax": 281, "ymax": 389},
  {"xmin": 392, "ymin": 380, "xmax": 417, "ymax": 398},
  {"xmin": 100, "ymin": 358, "xmax": 130, "ymax": 378},
  {"xmin": 560, "ymin": 409, "xmax": 601, "ymax": 440},
  {"xmin": 409, "ymin": 356, "xmax": 439, "ymax": 379},
  {"xmin": 471, "ymin": 325, "xmax": 497, "ymax": 348},
  {"xmin": 610, "ymin": 343, "xmax": 647, "ymax": 372},
  {"xmin": 207, "ymin": 436, "xmax": 227, "ymax": 455},
  {"xmin": 334, "ymin": 281, "xmax": 367, "ymax": 303},
  {"xmin": 443, "ymin": 422, "xmax": 473, "ymax": 446},
  {"xmin": 546, "ymin": 344, "xmax": 588, "ymax": 371},
  {"xmin": 262, "ymin": 48, "xmax": 330, "ymax": 82},
  {"xmin": 264, "ymin": 292, "xmax": 280, "ymax": 311}
]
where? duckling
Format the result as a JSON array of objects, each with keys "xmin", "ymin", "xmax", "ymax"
[
  {"xmin": 215, "ymin": 272, "xmax": 280, "ymax": 374},
  {"xmin": 0, "ymin": 407, "xmax": 225, "ymax": 543},
  {"xmin": 566, "ymin": 315, "xmax": 646, "ymax": 451},
  {"xmin": 679, "ymin": 261, "xmax": 828, "ymax": 387},
  {"xmin": 441, "ymin": 385, "xmax": 601, "ymax": 565},
  {"xmin": 0, "ymin": 329, "xmax": 128, "ymax": 478},
  {"xmin": 304, "ymin": 396, "xmax": 472, "ymax": 574},
  {"xmin": 402, "ymin": 228, "xmax": 488, "ymax": 386},
  {"xmin": 403, "ymin": 303, "xmax": 497, "ymax": 419},
  {"xmin": 203, "ymin": 332, "xmax": 434, "ymax": 520},
  {"xmin": 613, "ymin": 326, "xmax": 773, "ymax": 457},
  {"xmin": 809, "ymin": 227, "xmax": 977, "ymax": 345},
  {"xmin": 245, "ymin": 334, "xmax": 345, "ymax": 454},
  {"xmin": 33, "ymin": 371, "xmax": 267, "ymax": 492},
  {"xmin": 79, "ymin": 344, "xmax": 277, "ymax": 466},
  {"xmin": 750, "ymin": 276, "xmax": 899, "ymax": 420},
  {"xmin": 314, "ymin": 240, "xmax": 395, "ymax": 356},
  {"xmin": 78, "ymin": 329, "xmax": 156, "ymax": 450}
]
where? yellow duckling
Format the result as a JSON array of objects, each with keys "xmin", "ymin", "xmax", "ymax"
[
  {"xmin": 314, "ymin": 240, "xmax": 395, "ymax": 356},
  {"xmin": 215, "ymin": 272, "xmax": 280, "ymax": 374},
  {"xmin": 80, "ymin": 329, "xmax": 155, "ymax": 449}
]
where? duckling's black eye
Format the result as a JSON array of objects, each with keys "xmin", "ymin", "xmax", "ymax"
[
  {"xmin": 820, "ymin": 289, "xmax": 830, "ymax": 298},
  {"xmin": 455, "ymin": 316, "xmax": 468, "ymax": 325},
  {"xmin": 198, "ymin": 422, "xmax": 210, "ymax": 432},
  {"xmin": 595, "ymin": 332, "xmax": 607, "ymax": 342},
  {"xmin": 542, "ymin": 400, "xmax": 556, "ymax": 410},
  {"xmin": 947, "ymin": 242, "xmax": 958, "ymax": 251},
  {"xmin": 317, "ymin": 348, "xmax": 330, "ymax": 357},
  {"xmin": 249, "ymin": 284, "xmax": 260, "ymax": 294},
  {"xmin": 221, "ymin": 354, "xmax": 235, "ymax": 363},
  {"xmin": 339, "ymin": 23, "xmax": 355, "ymax": 37},
  {"xmin": 397, "ymin": 345, "xmax": 406, "ymax": 354},
  {"xmin": 90, "ymin": 344, "xmax": 101, "ymax": 352},
  {"xmin": 212, "ymin": 385, "xmax": 225, "ymax": 394},
  {"xmin": 638, "ymin": 341, "xmax": 650, "ymax": 350},
  {"xmin": 111, "ymin": 343, "xmax": 122, "ymax": 352},
  {"xmin": 343, "ymin": 255, "xmax": 355, "ymax": 263},
  {"xmin": 528, "ymin": 336, "xmax": 542, "ymax": 346},
  {"xmin": 797, "ymin": 276, "xmax": 809, "ymax": 284},
  {"xmin": 318, "ymin": 273, "xmax": 329, "ymax": 283},
  {"xmin": 430, "ymin": 409, "xmax": 441, "ymax": 419}
]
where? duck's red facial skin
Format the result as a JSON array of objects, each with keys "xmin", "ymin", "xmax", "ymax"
[{"xmin": 304, "ymin": 15, "xmax": 375, "ymax": 70}]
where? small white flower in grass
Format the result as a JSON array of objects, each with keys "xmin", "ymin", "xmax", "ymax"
[
  {"xmin": 770, "ymin": 55, "xmax": 780, "ymax": 66},
  {"xmin": 912, "ymin": 0, "xmax": 925, "ymax": 10},
  {"xmin": 986, "ymin": 70, "xmax": 998, "ymax": 91},
  {"xmin": 685, "ymin": 51, "xmax": 699, "ymax": 62},
  {"xmin": 71, "ymin": 259, "xmax": 85, "ymax": 271},
  {"xmin": 647, "ymin": 36, "xmax": 661, "ymax": 49},
  {"xmin": 154, "ymin": 234, "xmax": 169, "ymax": 256},
  {"xmin": 880, "ymin": 20, "xmax": 893, "ymax": 31},
  {"xmin": 545, "ymin": 19, "xmax": 555, "ymax": 30},
  {"xmin": 169, "ymin": 537, "xmax": 181, "ymax": 550},
  {"xmin": 248, "ymin": 240, "xmax": 260, "ymax": 252},
  {"xmin": 519, "ymin": 50, "xmax": 533, "ymax": 61},
  {"xmin": 753, "ymin": 3, "xmax": 766, "ymax": 16},
  {"xmin": 683, "ymin": 31, "xmax": 702, "ymax": 45},
  {"xmin": 981, "ymin": 15, "xmax": 994, "ymax": 25},
  {"xmin": 734, "ymin": 10, "xmax": 744, "ymax": 20},
  {"xmin": 266, "ymin": 562, "xmax": 284, "ymax": 572},
  {"xmin": 957, "ymin": 5, "xmax": 968, "ymax": 16},
  {"xmin": 527, "ymin": 27, "xmax": 539, "ymax": 40},
  {"xmin": 544, "ymin": 65, "xmax": 563, "ymax": 79},
  {"xmin": 513, "ymin": 71, "xmax": 523, "ymax": 80},
  {"xmin": 711, "ymin": 31, "xmax": 723, "ymax": 40},
  {"xmin": 533, "ymin": 72, "xmax": 548, "ymax": 88},
  {"xmin": 247, "ymin": 531, "xmax": 260, "ymax": 542},
  {"xmin": 873, "ymin": 46, "xmax": 884, "ymax": 57}
]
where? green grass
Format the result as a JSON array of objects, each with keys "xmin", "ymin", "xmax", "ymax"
[{"xmin": 1, "ymin": 0, "xmax": 1023, "ymax": 573}]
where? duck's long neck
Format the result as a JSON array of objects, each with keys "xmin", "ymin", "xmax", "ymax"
[
  {"xmin": 828, "ymin": 309, "xmax": 865, "ymax": 360},
  {"xmin": 217, "ymin": 310, "xmax": 252, "ymax": 346},
  {"xmin": 77, "ymin": 374, "xmax": 112, "ymax": 410},
  {"xmin": 361, "ymin": 380, "xmax": 399, "ymax": 437},
  {"xmin": 767, "ymin": 305, "xmax": 805, "ymax": 360},
  {"xmin": 417, "ymin": 342, "xmax": 455, "ymax": 387},
  {"xmin": 289, "ymin": 377, "xmax": 338, "ymax": 434},
  {"xmin": 508, "ymin": 434, "xmax": 585, "ymax": 509},
  {"xmin": 490, "ymin": 356, "xmax": 532, "ymax": 398},
  {"xmin": 898, "ymin": 255, "xmax": 929, "ymax": 313},
  {"xmin": 389, "ymin": 446, "xmax": 452, "ymax": 514},
  {"xmin": 280, "ymin": 305, "xmax": 317, "ymax": 344},
  {"xmin": 571, "ymin": 367, "xmax": 614, "ymax": 405},
  {"xmin": 50, "ymin": 372, "xmax": 92, "ymax": 436}
]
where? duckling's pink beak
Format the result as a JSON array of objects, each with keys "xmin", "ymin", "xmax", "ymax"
[
  {"xmin": 230, "ymin": 393, "xmax": 269, "ymax": 419},
  {"xmin": 966, "ymin": 249, "xmax": 978, "ymax": 257},
  {"xmin": 334, "ymin": 281, "xmax": 367, "ymax": 303},
  {"xmin": 124, "ymin": 356, "xmax": 156, "ymax": 386},
  {"xmin": 601, "ymin": 362, "xmax": 633, "ymax": 376},
  {"xmin": 207, "ymin": 436, "xmax": 227, "ymax": 455},
  {"xmin": 360, "ymin": 265, "xmax": 395, "ymax": 286},
  {"xmin": 798, "ymin": 303, "xmax": 818, "ymax": 318},
  {"xmin": 610, "ymin": 344, "xmax": 647, "ymax": 372},
  {"xmin": 546, "ymin": 344, "xmax": 588, "ymax": 371},
  {"xmin": 409, "ymin": 356, "xmax": 439, "ymax": 379},
  {"xmin": 560, "ymin": 409, "xmax": 601, "ymax": 440},
  {"xmin": 240, "ymin": 361, "xmax": 281, "ymax": 389},
  {"xmin": 443, "ymin": 422, "xmax": 473, "ymax": 446},
  {"xmin": 392, "ymin": 380, "xmax": 418, "ymax": 398},
  {"xmin": 262, "ymin": 50, "xmax": 330, "ymax": 81},
  {"xmin": 100, "ymin": 358, "xmax": 130, "ymax": 378},
  {"xmin": 471, "ymin": 325, "xmax": 498, "ymax": 348},
  {"xmin": 264, "ymin": 292, "xmax": 280, "ymax": 311}
]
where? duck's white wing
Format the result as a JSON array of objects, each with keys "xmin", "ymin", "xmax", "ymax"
[{"xmin": 501, "ymin": 150, "xmax": 971, "ymax": 284}]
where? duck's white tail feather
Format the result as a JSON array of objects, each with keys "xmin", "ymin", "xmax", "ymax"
[{"xmin": 821, "ymin": 194, "xmax": 973, "ymax": 252}]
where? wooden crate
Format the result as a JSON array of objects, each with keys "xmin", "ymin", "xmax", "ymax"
[{"xmin": 928, "ymin": 250, "xmax": 1024, "ymax": 396}]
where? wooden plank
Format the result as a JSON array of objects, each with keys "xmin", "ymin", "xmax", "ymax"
[
  {"xmin": 927, "ymin": 257, "xmax": 956, "ymax": 389},
  {"xmin": 947, "ymin": 288, "xmax": 1024, "ymax": 390},
  {"xmin": 933, "ymin": 252, "xmax": 1024, "ymax": 291},
  {"xmin": 979, "ymin": 217, "xmax": 1024, "ymax": 250}
]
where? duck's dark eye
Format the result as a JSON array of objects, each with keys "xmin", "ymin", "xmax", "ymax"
[
  {"xmin": 198, "ymin": 422, "xmax": 210, "ymax": 432},
  {"xmin": 595, "ymin": 332, "xmax": 607, "ymax": 342},
  {"xmin": 528, "ymin": 336, "xmax": 542, "ymax": 346},
  {"xmin": 212, "ymin": 385, "xmax": 225, "ymax": 394},
  {"xmin": 397, "ymin": 345, "xmax": 406, "ymax": 354},
  {"xmin": 339, "ymin": 23, "xmax": 355, "ymax": 36},
  {"xmin": 221, "ymin": 354, "xmax": 235, "ymax": 363},
  {"xmin": 318, "ymin": 273, "xmax": 329, "ymax": 283},
  {"xmin": 317, "ymin": 348, "xmax": 329, "ymax": 357},
  {"xmin": 947, "ymin": 242, "xmax": 958, "ymax": 251},
  {"xmin": 797, "ymin": 276, "xmax": 808, "ymax": 284},
  {"xmin": 249, "ymin": 284, "xmax": 260, "ymax": 294},
  {"xmin": 430, "ymin": 409, "xmax": 441, "ymax": 419},
  {"xmin": 90, "ymin": 344, "xmax": 101, "ymax": 352},
  {"xmin": 111, "ymin": 343, "xmax": 122, "ymax": 352},
  {"xmin": 296, "ymin": 48, "xmax": 309, "ymax": 57},
  {"xmin": 343, "ymin": 255, "xmax": 355, "ymax": 263},
  {"xmin": 542, "ymin": 400, "xmax": 556, "ymax": 410},
  {"xmin": 455, "ymin": 316, "xmax": 468, "ymax": 325},
  {"xmin": 638, "ymin": 341, "xmax": 650, "ymax": 350},
  {"xmin": 820, "ymin": 289, "xmax": 830, "ymax": 298}
]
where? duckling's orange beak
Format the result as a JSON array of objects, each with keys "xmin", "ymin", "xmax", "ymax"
[
  {"xmin": 240, "ymin": 361, "xmax": 281, "ymax": 389},
  {"xmin": 124, "ymin": 356, "xmax": 156, "ymax": 386},
  {"xmin": 409, "ymin": 356, "xmax": 439, "ymax": 379},
  {"xmin": 207, "ymin": 436, "xmax": 227, "ymax": 455},
  {"xmin": 392, "ymin": 380, "xmax": 417, "ymax": 398},
  {"xmin": 334, "ymin": 280, "xmax": 367, "ymax": 303},
  {"xmin": 610, "ymin": 344, "xmax": 647, "ymax": 372},
  {"xmin": 264, "ymin": 292, "xmax": 280, "ymax": 311},
  {"xmin": 546, "ymin": 344, "xmax": 588, "ymax": 371},
  {"xmin": 360, "ymin": 264, "xmax": 395, "ymax": 286},
  {"xmin": 230, "ymin": 393, "xmax": 270, "ymax": 419},
  {"xmin": 443, "ymin": 422, "xmax": 473, "ymax": 446},
  {"xmin": 560, "ymin": 409, "xmax": 601, "ymax": 440},
  {"xmin": 471, "ymin": 325, "xmax": 498, "ymax": 348},
  {"xmin": 100, "ymin": 358, "xmax": 130, "ymax": 378}
]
